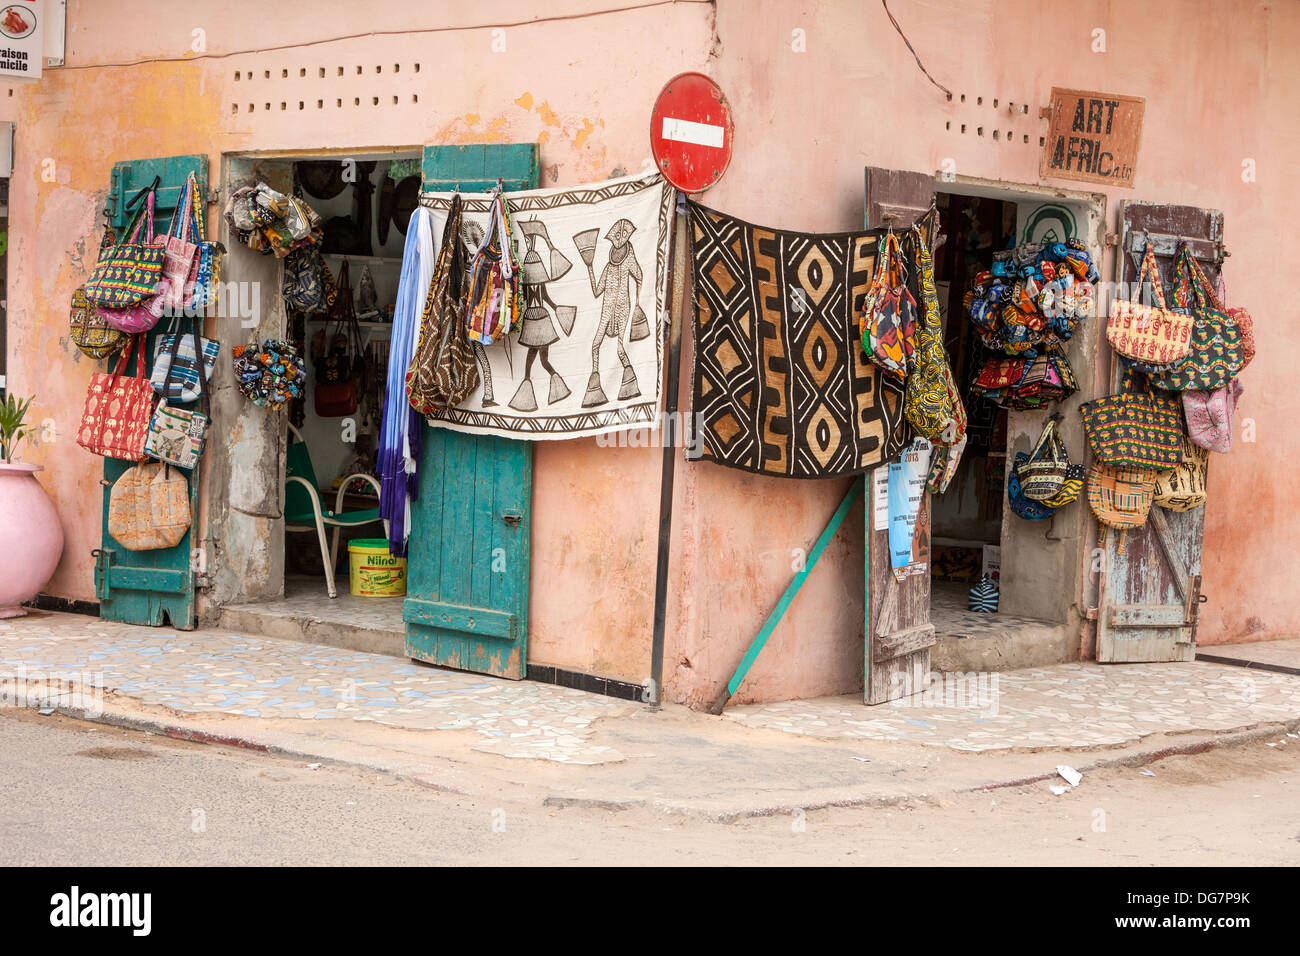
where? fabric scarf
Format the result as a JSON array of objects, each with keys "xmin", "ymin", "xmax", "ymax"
[
  {"xmin": 688, "ymin": 202, "xmax": 910, "ymax": 478},
  {"xmin": 378, "ymin": 207, "xmax": 435, "ymax": 557}
]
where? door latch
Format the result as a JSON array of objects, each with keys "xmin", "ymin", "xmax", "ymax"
[{"xmin": 502, "ymin": 510, "xmax": 523, "ymax": 527}]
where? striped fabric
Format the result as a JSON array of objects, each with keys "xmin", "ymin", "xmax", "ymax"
[
  {"xmin": 151, "ymin": 331, "xmax": 220, "ymax": 404},
  {"xmin": 968, "ymin": 576, "xmax": 999, "ymax": 612}
]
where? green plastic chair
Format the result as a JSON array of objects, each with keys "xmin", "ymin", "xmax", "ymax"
[{"xmin": 285, "ymin": 425, "xmax": 387, "ymax": 598}]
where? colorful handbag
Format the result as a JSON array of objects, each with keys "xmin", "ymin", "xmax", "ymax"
[
  {"xmin": 1153, "ymin": 438, "xmax": 1208, "ymax": 512},
  {"xmin": 1008, "ymin": 452, "xmax": 1054, "ymax": 520},
  {"xmin": 861, "ymin": 232, "xmax": 916, "ymax": 381},
  {"xmin": 1183, "ymin": 379, "xmax": 1243, "ymax": 454},
  {"xmin": 1080, "ymin": 367, "xmax": 1184, "ymax": 470},
  {"xmin": 1213, "ymin": 272, "xmax": 1256, "ymax": 368},
  {"xmin": 408, "ymin": 194, "xmax": 480, "ymax": 411},
  {"xmin": 97, "ymin": 189, "xmax": 168, "ymax": 334},
  {"xmin": 1018, "ymin": 418, "xmax": 1071, "ymax": 501},
  {"xmin": 1150, "ymin": 244, "xmax": 1253, "ymax": 391},
  {"xmin": 144, "ymin": 338, "xmax": 210, "ymax": 470},
  {"xmin": 69, "ymin": 283, "xmax": 126, "ymax": 360},
  {"xmin": 158, "ymin": 173, "xmax": 201, "ymax": 313},
  {"xmin": 972, "ymin": 358, "xmax": 1026, "ymax": 393},
  {"xmin": 107, "ymin": 461, "xmax": 191, "ymax": 551},
  {"xmin": 76, "ymin": 334, "xmax": 157, "ymax": 461},
  {"xmin": 1088, "ymin": 463, "xmax": 1158, "ymax": 554},
  {"xmin": 283, "ymin": 245, "xmax": 327, "ymax": 312},
  {"xmin": 1039, "ymin": 463, "xmax": 1085, "ymax": 509},
  {"xmin": 927, "ymin": 434, "xmax": 966, "ymax": 495},
  {"xmin": 84, "ymin": 187, "xmax": 167, "ymax": 309},
  {"xmin": 151, "ymin": 314, "xmax": 219, "ymax": 404},
  {"xmin": 465, "ymin": 189, "xmax": 522, "ymax": 346},
  {"xmin": 904, "ymin": 223, "xmax": 966, "ymax": 444},
  {"xmin": 1106, "ymin": 242, "xmax": 1195, "ymax": 366}
]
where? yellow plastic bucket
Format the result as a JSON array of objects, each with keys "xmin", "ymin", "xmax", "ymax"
[{"xmin": 347, "ymin": 539, "xmax": 407, "ymax": 597}]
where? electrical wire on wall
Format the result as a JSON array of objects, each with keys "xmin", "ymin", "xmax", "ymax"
[{"xmin": 881, "ymin": 0, "xmax": 952, "ymax": 101}]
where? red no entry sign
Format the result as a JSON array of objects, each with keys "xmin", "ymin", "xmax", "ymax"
[{"xmin": 649, "ymin": 72, "xmax": 734, "ymax": 194}]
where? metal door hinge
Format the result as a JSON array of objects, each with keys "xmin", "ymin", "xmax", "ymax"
[
  {"xmin": 1104, "ymin": 232, "xmax": 1119, "ymax": 247},
  {"xmin": 1085, "ymin": 606, "xmax": 1098, "ymax": 620}
]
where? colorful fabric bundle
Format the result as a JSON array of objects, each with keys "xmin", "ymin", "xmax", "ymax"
[
  {"xmin": 231, "ymin": 339, "xmax": 306, "ymax": 409},
  {"xmin": 860, "ymin": 231, "xmax": 916, "ymax": 381},
  {"xmin": 1008, "ymin": 452, "xmax": 1054, "ymax": 520},
  {"xmin": 970, "ymin": 347, "xmax": 1077, "ymax": 410},
  {"xmin": 1149, "ymin": 244, "xmax": 1254, "ymax": 391},
  {"xmin": 904, "ymin": 223, "xmax": 966, "ymax": 446},
  {"xmin": 927, "ymin": 434, "xmax": 966, "ymax": 494},
  {"xmin": 224, "ymin": 182, "xmax": 322, "ymax": 258},
  {"xmin": 1080, "ymin": 367, "xmax": 1184, "ymax": 470},
  {"xmin": 464, "ymin": 189, "xmax": 522, "ymax": 347},
  {"xmin": 966, "ymin": 238, "xmax": 1095, "ymax": 357},
  {"xmin": 158, "ymin": 173, "xmax": 202, "ymax": 314},
  {"xmin": 1038, "ymin": 463, "xmax": 1085, "ymax": 509},
  {"xmin": 379, "ymin": 206, "xmax": 435, "ymax": 557}
]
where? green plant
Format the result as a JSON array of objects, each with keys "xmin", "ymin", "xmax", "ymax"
[{"xmin": 0, "ymin": 393, "xmax": 34, "ymax": 464}]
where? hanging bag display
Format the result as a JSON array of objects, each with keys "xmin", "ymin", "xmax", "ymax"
[
  {"xmin": 860, "ymin": 231, "xmax": 917, "ymax": 381},
  {"xmin": 76, "ymin": 334, "xmax": 157, "ymax": 461},
  {"xmin": 283, "ymin": 245, "xmax": 327, "ymax": 312},
  {"xmin": 1038, "ymin": 463, "xmax": 1085, "ymax": 509},
  {"xmin": 465, "ymin": 189, "xmax": 522, "ymax": 346},
  {"xmin": 1079, "ymin": 365, "xmax": 1184, "ymax": 470},
  {"xmin": 150, "ymin": 312, "xmax": 220, "ymax": 403},
  {"xmin": 1087, "ymin": 463, "xmax": 1158, "ymax": 554},
  {"xmin": 314, "ymin": 259, "xmax": 364, "ymax": 417},
  {"xmin": 1017, "ymin": 417, "xmax": 1071, "ymax": 501},
  {"xmin": 1149, "ymin": 244, "xmax": 1254, "ymax": 391},
  {"xmin": 84, "ymin": 186, "xmax": 167, "ymax": 309},
  {"xmin": 144, "ymin": 324, "xmax": 211, "ymax": 470},
  {"xmin": 1106, "ymin": 242, "xmax": 1194, "ymax": 366},
  {"xmin": 107, "ymin": 461, "xmax": 192, "ymax": 551},
  {"xmin": 97, "ymin": 189, "xmax": 169, "ymax": 334},
  {"xmin": 1008, "ymin": 452, "xmax": 1054, "ymax": 521},
  {"xmin": 1182, "ymin": 378, "xmax": 1243, "ymax": 454},
  {"xmin": 158, "ymin": 173, "xmax": 201, "ymax": 313},
  {"xmin": 1153, "ymin": 438, "xmax": 1208, "ymax": 512},
  {"xmin": 407, "ymin": 194, "xmax": 481, "ymax": 411},
  {"xmin": 904, "ymin": 222, "xmax": 966, "ymax": 444},
  {"xmin": 70, "ymin": 226, "xmax": 128, "ymax": 359}
]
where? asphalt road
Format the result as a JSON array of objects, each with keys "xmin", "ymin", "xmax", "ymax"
[{"xmin": 2, "ymin": 709, "xmax": 1299, "ymax": 866}]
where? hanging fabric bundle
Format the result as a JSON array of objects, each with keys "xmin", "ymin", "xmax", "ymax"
[
  {"xmin": 407, "ymin": 194, "xmax": 480, "ymax": 411},
  {"xmin": 158, "ymin": 173, "xmax": 202, "ymax": 314},
  {"xmin": 378, "ymin": 206, "xmax": 436, "ymax": 558},
  {"xmin": 70, "ymin": 221, "xmax": 128, "ymax": 359},
  {"xmin": 860, "ymin": 231, "xmax": 916, "ymax": 381},
  {"xmin": 904, "ymin": 220, "xmax": 966, "ymax": 447},
  {"xmin": 464, "ymin": 186, "xmax": 522, "ymax": 347},
  {"xmin": 1183, "ymin": 378, "xmax": 1243, "ymax": 454}
]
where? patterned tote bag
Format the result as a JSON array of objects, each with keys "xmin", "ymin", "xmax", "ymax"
[
  {"xmin": 1153, "ymin": 438, "xmax": 1208, "ymax": 512},
  {"xmin": 1080, "ymin": 367, "xmax": 1184, "ymax": 471},
  {"xmin": 85, "ymin": 187, "xmax": 167, "ymax": 310},
  {"xmin": 76, "ymin": 334, "xmax": 157, "ymax": 461},
  {"xmin": 107, "ymin": 462, "xmax": 192, "ymax": 551},
  {"xmin": 904, "ymin": 223, "xmax": 966, "ymax": 444},
  {"xmin": 1106, "ymin": 242, "xmax": 1194, "ymax": 367},
  {"xmin": 150, "ymin": 313, "xmax": 220, "ymax": 404},
  {"xmin": 861, "ymin": 232, "xmax": 916, "ymax": 381},
  {"xmin": 1150, "ymin": 244, "xmax": 1253, "ymax": 391}
]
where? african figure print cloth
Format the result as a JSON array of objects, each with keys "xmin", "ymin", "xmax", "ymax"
[
  {"xmin": 417, "ymin": 173, "xmax": 673, "ymax": 439},
  {"xmin": 688, "ymin": 202, "xmax": 910, "ymax": 478}
]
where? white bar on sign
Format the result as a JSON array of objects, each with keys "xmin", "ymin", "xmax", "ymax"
[{"xmin": 661, "ymin": 117, "xmax": 725, "ymax": 149}]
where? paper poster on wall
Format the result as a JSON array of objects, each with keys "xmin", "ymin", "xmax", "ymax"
[
  {"xmin": 0, "ymin": 1, "xmax": 42, "ymax": 82},
  {"xmin": 872, "ymin": 466, "xmax": 889, "ymax": 532},
  {"xmin": 888, "ymin": 438, "xmax": 931, "ymax": 571}
]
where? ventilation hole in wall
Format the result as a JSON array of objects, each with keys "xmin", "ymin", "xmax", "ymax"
[
  {"xmin": 1023, "ymin": 134, "xmax": 1029, "ymax": 144},
  {"xmin": 231, "ymin": 103, "xmax": 238, "ymax": 113},
  {"xmin": 247, "ymin": 103, "xmax": 254, "ymax": 112},
  {"xmin": 945, "ymin": 121, "xmax": 950, "ymax": 130},
  {"xmin": 234, "ymin": 71, "xmax": 241, "ymax": 81},
  {"xmin": 1006, "ymin": 130, "xmax": 1012, "ymax": 141},
  {"xmin": 280, "ymin": 102, "xmax": 287, "ymax": 110},
  {"xmin": 281, "ymin": 69, "xmax": 288, "ymax": 79},
  {"xmin": 319, "ymin": 67, "xmax": 326, "ymax": 78},
  {"xmin": 354, "ymin": 97, "xmax": 360, "ymax": 106},
  {"xmin": 993, "ymin": 98, "xmax": 998, "ymax": 108},
  {"xmin": 299, "ymin": 68, "xmax": 306, "ymax": 77},
  {"xmin": 1039, "ymin": 136, "xmax": 1045, "ymax": 147},
  {"xmin": 372, "ymin": 96, "xmax": 379, "ymax": 106},
  {"xmin": 412, "ymin": 94, "xmax": 419, "ymax": 104},
  {"xmin": 977, "ymin": 96, "xmax": 983, "ymax": 105},
  {"xmin": 337, "ymin": 98, "xmax": 343, "ymax": 107},
  {"xmin": 1023, "ymin": 104, "xmax": 1030, "ymax": 114},
  {"xmin": 376, "ymin": 65, "xmax": 382, "ymax": 73},
  {"xmin": 337, "ymin": 66, "xmax": 344, "ymax": 76},
  {"xmin": 394, "ymin": 63, "xmax": 400, "ymax": 73},
  {"xmin": 414, "ymin": 63, "xmax": 420, "ymax": 72},
  {"xmin": 356, "ymin": 65, "xmax": 363, "ymax": 74},
  {"xmin": 263, "ymin": 70, "xmax": 270, "ymax": 79},
  {"xmin": 977, "ymin": 126, "xmax": 984, "ymax": 136},
  {"xmin": 317, "ymin": 99, "xmax": 324, "ymax": 109},
  {"xmin": 298, "ymin": 101, "xmax": 304, "ymax": 110},
  {"xmin": 264, "ymin": 102, "xmax": 271, "ymax": 110},
  {"xmin": 390, "ymin": 95, "xmax": 397, "ymax": 105},
  {"xmin": 959, "ymin": 93, "xmax": 965, "ymax": 103},
  {"xmin": 960, "ymin": 124, "xmax": 966, "ymax": 134},
  {"xmin": 993, "ymin": 130, "xmax": 1000, "ymax": 141}
]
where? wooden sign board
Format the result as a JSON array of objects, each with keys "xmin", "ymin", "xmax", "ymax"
[{"xmin": 1040, "ymin": 88, "xmax": 1145, "ymax": 188}]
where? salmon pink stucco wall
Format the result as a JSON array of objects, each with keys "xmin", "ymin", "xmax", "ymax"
[{"xmin": 2, "ymin": 0, "xmax": 1296, "ymax": 710}]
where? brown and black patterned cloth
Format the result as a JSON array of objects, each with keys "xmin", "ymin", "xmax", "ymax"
[{"xmin": 688, "ymin": 202, "xmax": 910, "ymax": 478}]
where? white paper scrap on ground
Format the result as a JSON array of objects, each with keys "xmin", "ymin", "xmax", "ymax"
[
  {"xmin": 1049, "ymin": 785, "xmax": 1069, "ymax": 796},
  {"xmin": 1140, "ymin": 769, "xmax": 1156, "ymax": 776},
  {"xmin": 1056, "ymin": 765, "xmax": 1082, "ymax": 787}
]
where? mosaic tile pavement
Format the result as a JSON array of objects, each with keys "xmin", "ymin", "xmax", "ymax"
[
  {"xmin": 725, "ymin": 662, "xmax": 1300, "ymax": 751},
  {"xmin": 0, "ymin": 615, "xmax": 631, "ymax": 764}
]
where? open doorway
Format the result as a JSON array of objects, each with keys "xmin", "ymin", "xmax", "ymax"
[{"xmin": 213, "ymin": 149, "xmax": 423, "ymax": 655}]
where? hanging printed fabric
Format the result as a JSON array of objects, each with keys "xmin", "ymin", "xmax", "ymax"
[
  {"xmin": 1088, "ymin": 463, "xmax": 1158, "ymax": 554},
  {"xmin": 1106, "ymin": 242, "xmax": 1194, "ymax": 366},
  {"xmin": 1153, "ymin": 438, "xmax": 1208, "ymax": 512},
  {"xmin": 159, "ymin": 173, "xmax": 201, "ymax": 313},
  {"xmin": 464, "ymin": 187, "xmax": 522, "ymax": 346},
  {"xmin": 282, "ymin": 246, "xmax": 327, "ymax": 311},
  {"xmin": 1038, "ymin": 463, "xmax": 1085, "ymax": 509},
  {"xmin": 689, "ymin": 200, "xmax": 909, "ymax": 477},
  {"xmin": 150, "ymin": 314, "xmax": 219, "ymax": 404},
  {"xmin": 904, "ymin": 222, "xmax": 966, "ymax": 445},
  {"xmin": 76, "ymin": 335, "xmax": 157, "ymax": 461},
  {"xmin": 84, "ymin": 188, "xmax": 167, "ymax": 309},
  {"xmin": 1149, "ymin": 244, "xmax": 1254, "ymax": 391},
  {"xmin": 1007, "ymin": 452, "xmax": 1054, "ymax": 521},
  {"xmin": 927, "ymin": 434, "xmax": 966, "ymax": 495},
  {"xmin": 1079, "ymin": 367, "xmax": 1183, "ymax": 470},
  {"xmin": 419, "ymin": 173, "xmax": 673, "ymax": 440},
  {"xmin": 1182, "ymin": 378, "xmax": 1243, "ymax": 454},
  {"xmin": 407, "ymin": 194, "xmax": 480, "ymax": 412},
  {"xmin": 860, "ymin": 231, "xmax": 916, "ymax": 381},
  {"xmin": 96, "ymin": 190, "xmax": 168, "ymax": 334}
]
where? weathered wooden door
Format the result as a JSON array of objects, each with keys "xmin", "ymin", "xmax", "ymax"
[
  {"xmin": 94, "ymin": 155, "xmax": 208, "ymax": 629},
  {"xmin": 863, "ymin": 167, "xmax": 937, "ymax": 703},
  {"xmin": 1096, "ymin": 201, "xmax": 1221, "ymax": 662},
  {"xmin": 403, "ymin": 144, "xmax": 537, "ymax": 678}
]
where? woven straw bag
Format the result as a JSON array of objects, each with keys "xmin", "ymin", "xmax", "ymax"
[
  {"xmin": 1088, "ymin": 463, "xmax": 1158, "ymax": 554},
  {"xmin": 1018, "ymin": 418, "xmax": 1070, "ymax": 501},
  {"xmin": 107, "ymin": 461, "xmax": 191, "ymax": 551},
  {"xmin": 1106, "ymin": 242, "xmax": 1194, "ymax": 366},
  {"xmin": 1153, "ymin": 439, "xmax": 1208, "ymax": 512}
]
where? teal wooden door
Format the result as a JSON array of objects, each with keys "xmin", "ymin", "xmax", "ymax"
[
  {"xmin": 94, "ymin": 155, "xmax": 207, "ymax": 629},
  {"xmin": 403, "ymin": 144, "xmax": 538, "ymax": 679}
]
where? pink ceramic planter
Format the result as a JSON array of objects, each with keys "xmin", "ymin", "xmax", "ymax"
[{"xmin": 0, "ymin": 463, "xmax": 64, "ymax": 618}]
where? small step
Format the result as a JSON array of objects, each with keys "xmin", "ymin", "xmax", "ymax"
[{"xmin": 219, "ymin": 579, "xmax": 406, "ymax": 658}]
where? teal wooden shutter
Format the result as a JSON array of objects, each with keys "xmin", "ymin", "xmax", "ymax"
[
  {"xmin": 94, "ymin": 154, "xmax": 206, "ymax": 629},
  {"xmin": 403, "ymin": 144, "xmax": 538, "ymax": 679}
]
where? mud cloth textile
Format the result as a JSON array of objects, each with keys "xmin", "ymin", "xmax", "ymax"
[
  {"xmin": 416, "ymin": 173, "xmax": 673, "ymax": 439},
  {"xmin": 378, "ymin": 207, "xmax": 434, "ymax": 557},
  {"xmin": 687, "ymin": 203, "xmax": 910, "ymax": 478}
]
